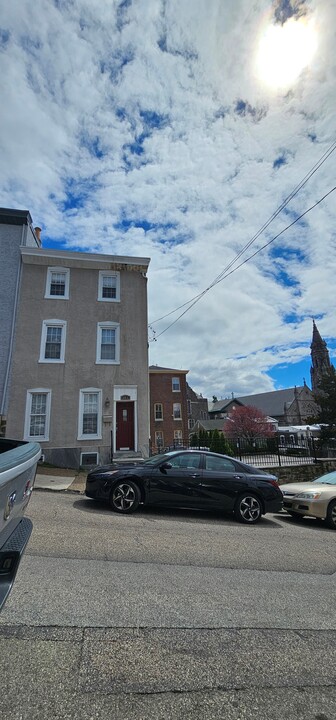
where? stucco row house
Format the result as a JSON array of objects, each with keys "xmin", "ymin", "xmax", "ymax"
[{"xmin": 1, "ymin": 208, "xmax": 150, "ymax": 468}]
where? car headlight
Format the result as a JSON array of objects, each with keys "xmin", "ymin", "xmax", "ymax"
[{"xmin": 295, "ymin": 492, "xmax": 321, "ymax": 500}]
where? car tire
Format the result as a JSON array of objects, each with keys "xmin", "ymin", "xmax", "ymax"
[
  {"xmin": 234, "ymin": 493, "xmax": 262, "ymax": 524},
  {"xmin": 110, "ymin": 480, "xmax": 140, "ymax": 514},
  {"xmin": 325, "ymin": 500, "xmax": 336, "ymax": 530},
  {"xmin": 287, "ymin": 511, "xmax": 305, "ymax": 520}
]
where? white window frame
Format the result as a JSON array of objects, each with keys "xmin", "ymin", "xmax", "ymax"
[
  {"xmin": 155, "ymin": 431, "xmax": 164, "ymax": 448},
  {"xmin": 24, "ymin": 389, "xmax": 51, "ymax": 441},
  {"xmin": 39, "ymin": 320, "xmax": 67, "ymax": 363},
  {"xmin": 174, "ymin": 429, "xmax": 183, "ymax": 442},
  {"xmin": 96, "ymin": 322, "xmax": 120, "ymax": 364},
  {"xmin": 172, "ymin": 377, "xmax": 180, "ymax": 392},
  {"xmin": 80, "ymin": 452, "xmax": 99, "ymax": 467},
  {"xmin": 154, "ymin": 403, "xmax": 163, "ymax": 421},
  {"xmin": 45, "ymin": 267, "xmax": 70, "ymax": 299},
  {"xmin": 78, "ymin": 389, "xmax": 102, "ymax": 440},
  {"xmin": 98, "ymin": 271, "xmax": 120, "ymax": 302},
  {"xmin": 173, "ymin": 403, "xmax": 182, "ymax": 420}
]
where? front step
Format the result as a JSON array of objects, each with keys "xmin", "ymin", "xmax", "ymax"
[{"xmin": 113, "ymin": 451, "xmax": 144, "ymax": 464}]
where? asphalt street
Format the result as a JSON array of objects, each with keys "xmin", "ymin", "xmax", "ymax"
[{"xmin": 0, "ymin": 490, "xmax": 335, "ymax": 719}]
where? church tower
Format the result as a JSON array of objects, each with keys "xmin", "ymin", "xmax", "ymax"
[{"xmin": 310, "ymin": 320, "xmax": 331, "ymax": 392}]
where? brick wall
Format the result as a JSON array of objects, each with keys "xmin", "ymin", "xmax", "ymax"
[{"xmin": 149, "ymin": 371, "xmax": 188, "ymax": 450}]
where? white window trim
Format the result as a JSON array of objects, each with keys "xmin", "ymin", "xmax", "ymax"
[
  {"xmin": 39, "ymin": 319, "xmax": 67, "ymax": 363},
  {"xmin": 98, "ymin": 270, "xmax": 120, "ymax": 302},
  {"xmin": 78, "ymin": 388, "xmax": 102, "ymax": 441},
  {"xmin": 80, "ymin": 452, "xmax": 99, "ymax": 466},
  {"xmin": 154, "ymin": 403, "xmax": 163, "ymax": 421},
  {"xmin": 173, "ymin": 403, "xmax": 182, "ymax": 420},
  {"xmin": 24, "ymin": 389, "xmax": 51, "ymax": 442},
  {"xmin": 96, "ymin": 322, "xmax": 120, "ymax": 364},
  {"xmin": 172, "ymin": 377, "xmax": 181, "ymax": 392},
  {"xmin": 45, "ymin": 267, "xmax": 70, "ymax": 299}
]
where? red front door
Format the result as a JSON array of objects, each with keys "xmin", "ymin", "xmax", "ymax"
[{"xmin": 116, "ymin": 402, "xmax": 134, "ymax": 451}]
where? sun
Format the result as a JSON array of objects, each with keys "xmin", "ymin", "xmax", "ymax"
[{"xmin": 256, "ymin": 17, "xmax": 317, "ymax": 90}]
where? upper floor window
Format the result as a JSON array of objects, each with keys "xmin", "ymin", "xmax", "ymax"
[
  {"xmin": 154, "ymin": 403, "xmax": 163, "ymax": 421},
  {"xmin": 173, "ymin": 403, "xmax": 181, "ymax": 420},
  {"xmin": 24, "ymin": 389, "xmax": 51, "ymax": 441},
  {"xmin": 172, "ymin": 377, "xmax": 180, "ymax": 392},
  {"xmin": 96, "ymin": 322, "xmax": 120, "ymax": 364},
  {"xmin": 98, "ymin": 271, "xmax": 120, "ymax": 302},
  {"xmin": 39, "ymin": 320, "xmax": 66, "ymax": 363},
  {"xmin": 45, "ymin": 267, "xmax": 70, "ymax": 299},
  {"xmin": 78, "ymin": 389, "xmax": 102, "ymax": 440},
  {"xmin": 187, "ymin": 399, "xmax": 191, "ymax": 415}
]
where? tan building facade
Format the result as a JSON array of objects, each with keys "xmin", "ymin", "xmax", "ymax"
[{"xmin": 6, "ymin": 246, "xmax": 150, "ymax": 468}]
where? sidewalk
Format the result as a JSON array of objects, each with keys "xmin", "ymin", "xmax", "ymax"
[{"xmin": 34, "ymin": 466, "xmax": 86, "ymax": 493}]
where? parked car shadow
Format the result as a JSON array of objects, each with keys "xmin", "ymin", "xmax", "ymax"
[
  {"xmin": 279, "ymin": 512, "xmax": 332, "ymax": 531},
  {"xmin": 73, "ymin": 497, "xmax": 282, "ymax": 527}
]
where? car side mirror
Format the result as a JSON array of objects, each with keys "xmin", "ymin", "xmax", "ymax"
[{"xmin": 160, "ymin": 462, "xmax": 172, "ymax": 472}]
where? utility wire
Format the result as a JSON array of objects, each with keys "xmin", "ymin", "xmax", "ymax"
[
  {"xmin": 150, "ymin": 184, "xmax": 336, "ymax": 341},
  {"xmin": 149, "ymin": 139, "xmax": 336, "ymax": 331}
]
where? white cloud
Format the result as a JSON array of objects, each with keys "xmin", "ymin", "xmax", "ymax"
[{"xmin": 0, "ymin": 0, "xmax": 335, "ymax": 397}]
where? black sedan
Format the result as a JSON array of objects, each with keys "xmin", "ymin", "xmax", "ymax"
[{"xmin": 86, "ymin": 450, "xmax": 282, "ymax": 524}]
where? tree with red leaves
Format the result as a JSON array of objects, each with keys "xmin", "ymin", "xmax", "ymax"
[{"xmin": 223, "ymin": 405, "xmax": 276, "ymax": 443}]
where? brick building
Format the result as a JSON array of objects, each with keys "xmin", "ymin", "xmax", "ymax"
[{"xmin": 149, "ymin": 366, "xmax": 189, "ymax": 452}]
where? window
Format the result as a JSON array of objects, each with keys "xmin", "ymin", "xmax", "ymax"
[
  {"xmin": 187, "ymin": 399, "xmax": 191, "ymax": 415},
  {"xmin": 78, "ymin": 389, "xmax": 102, "ymax": 440},
  {"xmin": 45, "ymin": 267, "xmax": 69, "ymax": 299},
  {"xmin": 80, "ymin": 452, "xmax": 99, "ymax": 467},
  {"xmin": 96, "ymin": 322, "xmax": 120, "ymax": 364},
  {"xmin": 188, "ymin": 419, "xmax": 194, "ymax": 430},
  {"xmin": 24, "ymin": 390, "xmax": 51, "ymax": 441},
  {"xmin": 172, "ymin": 377, "xmax": 180, "ymax": 392},
  {"xmin": 174, "ymin": 430, "xmax": 183, "ymax": 444},
  {"xmin": 173, "ymin": 403, "xmax": 181, "ymax": 420},
  {"xmin": 39, "ymin": 320, "xmax": 66, "ymax": 363},
  {"xmin": 155, "ymin": 431, "xmax": 164, "ymax": 448},
  {"xmin": 98, "ymin": 271, "xmax": 120, "ymax": 302},
  {"xmin": 154, "ymin": 403, "xmax": 163, "ymax": 421},
  {"xmin": 204, "ymin": 455, "xmax": 236, "ymax": 472}
]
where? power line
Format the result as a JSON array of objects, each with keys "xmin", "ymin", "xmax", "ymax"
[
  {"xmin": 149, "ymin": 139, "xmax": 336, "ymax": 331},
  {"xmin": 150, "ymin": 184, "xmax": 336, "ymax": 341}
]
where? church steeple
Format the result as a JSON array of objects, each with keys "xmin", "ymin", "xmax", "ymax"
[{"xmin": 310, "ymin": 320, "xmax": 331, "ymax": 392}]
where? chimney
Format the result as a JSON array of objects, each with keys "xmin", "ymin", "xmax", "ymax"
[{"xmin": 34, "ymin": 226, "xmax": 42, "ymax": 245}]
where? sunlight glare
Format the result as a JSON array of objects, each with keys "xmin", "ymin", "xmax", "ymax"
[{"xmin": 256, "ymin": 18, "xmax": 317, "ymax": 89}]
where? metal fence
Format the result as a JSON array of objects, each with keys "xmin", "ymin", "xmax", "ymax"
[{"xmin": 151, "ymin": 435, "xmax": 324, "ymax": 468}]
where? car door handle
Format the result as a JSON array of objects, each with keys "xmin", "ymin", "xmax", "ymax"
[
  {"xmin": 191, "ymin": 473, "xmax": 200, "ymax": 478},
  {"xmin": 234, "ymin": 475, "xmax": 243, "ymax": 480}
]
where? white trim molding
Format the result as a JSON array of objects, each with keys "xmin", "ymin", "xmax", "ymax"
[
  {"xmin": 39, "ymin": 319, "xmax": 67, "ymax": 363},
  {"xmin": 45, "ymin": 267, "xmax": 70, "ymax": 299},
  {"xmin": 96, "ymin": 322, "xmax": 120, "ymax": 364},
  {"xmin": 98, "ymin": 270, "xmax": 120, "ymax": 302},
  {"xmin": 78, "ymin": 388, "xmax": 102, "ymax": 441},
  {"xmin": 24, "ymin": 388, "xmax": 51, "ymax": 441}
]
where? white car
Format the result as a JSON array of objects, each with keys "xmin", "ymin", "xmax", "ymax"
[{"xmin": 281, "ymin": 471, "xmax": 336, "ymax": 529}]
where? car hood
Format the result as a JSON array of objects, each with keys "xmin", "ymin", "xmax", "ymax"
[{"xmin": 281, "ymin": 482, "xmax": 334, "ymax": 494}]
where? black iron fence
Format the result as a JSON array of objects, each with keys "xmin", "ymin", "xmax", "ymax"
[{"xmin": 151, "ymin": 435, "xmax": 326, "ymax": 467}]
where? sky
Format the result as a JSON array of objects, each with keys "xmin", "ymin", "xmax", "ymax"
[{"xmin": 0, "ymin": 0, "xmax": 335, "ymax": 400}]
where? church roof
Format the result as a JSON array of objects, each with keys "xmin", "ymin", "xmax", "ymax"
[{"xmin": 236, "ymin": 387, "xmax": 306, "ymax": 417}]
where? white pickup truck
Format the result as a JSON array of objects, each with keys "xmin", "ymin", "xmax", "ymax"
[{"xmin": 0, "ymin": 438, "xmax": 41, "ymax": 610}]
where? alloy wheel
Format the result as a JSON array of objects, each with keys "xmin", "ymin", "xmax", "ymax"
[
  {"xmin": 237, "ymin": 495, "xmax": 261, "ymax": 523},
  {"xmin": 112, "ymin": 483, "xmax": 137, "ymax": 511}
]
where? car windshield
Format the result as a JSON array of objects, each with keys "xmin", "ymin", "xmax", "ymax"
[{"xmin": 312, "ymin": 471, "xmax": 336, "ymax": 485}]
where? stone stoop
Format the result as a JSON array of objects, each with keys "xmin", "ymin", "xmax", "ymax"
[{"xmin": 112, "ymin": 451, "xmax": 145, "ymax": 464}]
